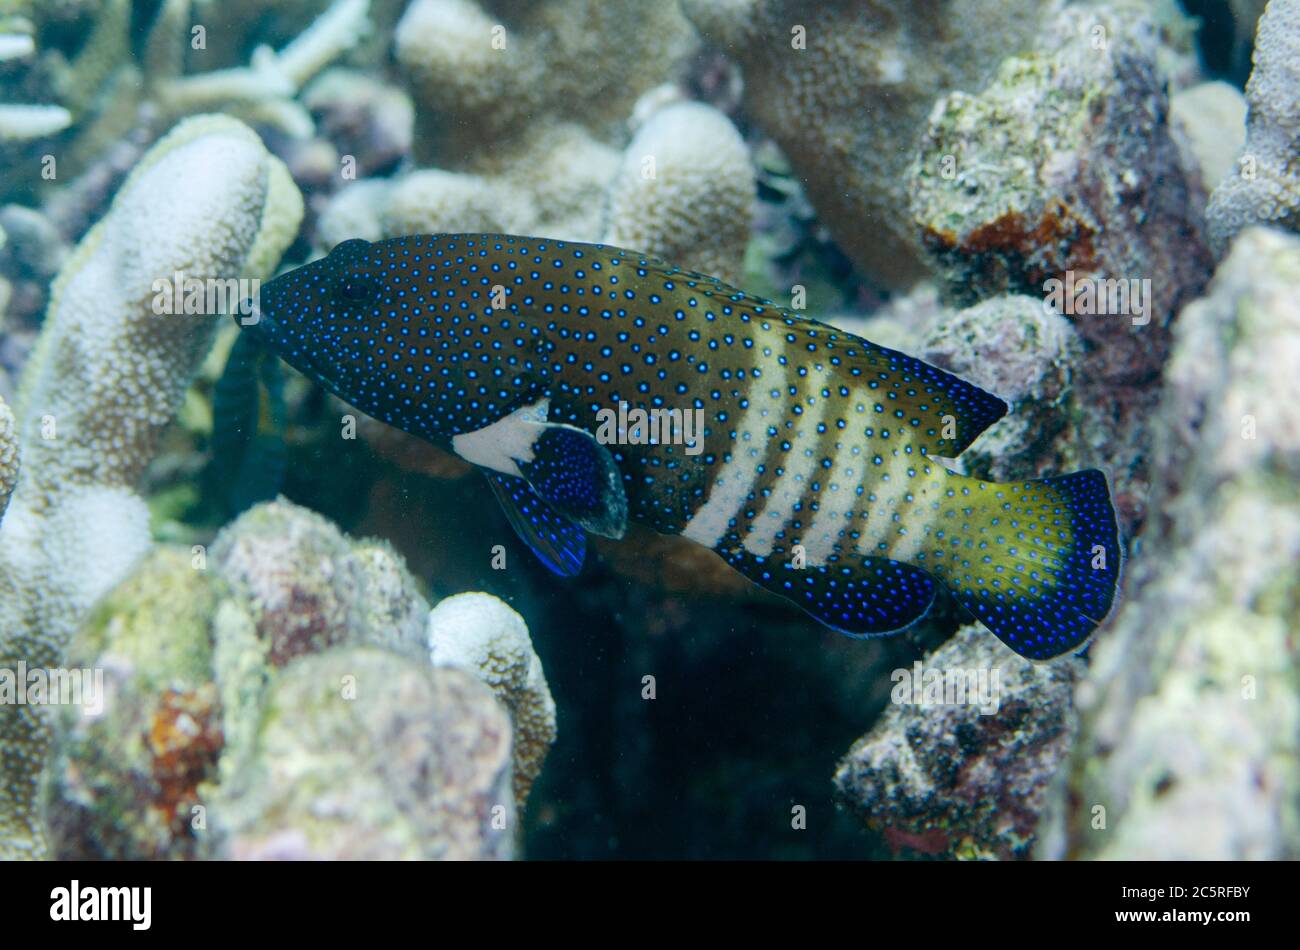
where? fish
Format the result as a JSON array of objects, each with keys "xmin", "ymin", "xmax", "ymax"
[
  {"xmin": 209, "ymin": 326, "xmax": 288, "ymax": 516},
  {"xmin": 239, "ymin": 234, "xmax": 1121, "ymax": 660}
]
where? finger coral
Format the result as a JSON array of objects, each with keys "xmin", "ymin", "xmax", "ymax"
[
  {"xmin": 0, "ymin": 113, "xmax": 303, "ymax": 859},
  {"xmin": 1206, "ymin": 0, "xmax": 1300, "ymax": 254},
  {"xmin": 428, "ymin": 592, "xmax": 558, "ymax": 805}
]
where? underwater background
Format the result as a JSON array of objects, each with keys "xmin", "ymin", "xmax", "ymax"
[{"xmin": 0, "ymin": 0, "xmax": 1297, "ymax": 861}]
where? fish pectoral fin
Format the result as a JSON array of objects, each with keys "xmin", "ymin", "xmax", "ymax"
[
  {"xmin": 485, "ymin": 471, "xmax": 587, "ymax": 577},
  {"xmin": 720, "ymin": 546, "xmax": 937, "ymax": 635},
  {"xmin": 514, "ymin": 423, "xmax": 629, "ymax": 540}
]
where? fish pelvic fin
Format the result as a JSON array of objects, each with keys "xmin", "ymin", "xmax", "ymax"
[{"xmin": 934, "ymin": 469, "xmax": 1122, "ymax": 660}]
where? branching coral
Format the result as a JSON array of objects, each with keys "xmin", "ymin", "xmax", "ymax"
[
  {"xmin": 428, "ymin": 592, "xmax": 557, "ymax": 805},
  {"xmin": 1206, "ymin": 0, "xmax": 1300, "ymax": 254},
  {"xmin": 0, "ymin": 114, "xmax": 303, "ymax": 859},
  {"xmin": 1, "ymin": 0, "xmax": 371, "ymax": 202}
]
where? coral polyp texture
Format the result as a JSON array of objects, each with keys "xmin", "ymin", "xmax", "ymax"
[
  {"xmin": 1206, "ymin": 0, "xmax": 1300, "ymax": 253},
  {"xmin": 0, "ymin": 114, "xmax": 303, "ymax": 859},
  {"xmin": 428, "ymin": 592, "xmax": 558, "ymax": 805},
  {"xmin": 681, "ymin": 0, "xmax": 1059, "ymax": 289},
  {"xmin": 394, "ymin": 0, "xmax": 696, "ymax": 165}
]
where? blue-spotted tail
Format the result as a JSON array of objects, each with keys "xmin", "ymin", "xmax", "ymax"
[{"xmin": 938, "ymin": 469, "xmax": 1121, "ymax": 660}]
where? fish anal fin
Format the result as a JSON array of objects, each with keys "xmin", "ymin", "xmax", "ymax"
[{"xmin": 720, "ymin": 546, "xmax": 937, "ymax": 636}]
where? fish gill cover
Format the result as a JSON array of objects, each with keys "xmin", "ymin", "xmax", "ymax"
[{"xmin": 0, "ymin": 0, "xmax": 1293, "ymax": 868}]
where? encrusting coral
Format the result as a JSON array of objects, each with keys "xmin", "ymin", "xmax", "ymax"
[
  {"xmin": 908, "ymin": 3, "xmax": 1213, "ymax": 528},
  {"xmin": 428, "ymin": 592, "xmax": 558, "ymax": 805},
  {"xmin": 681, "ymin": 0, "xmax": 1060, "ymax": 289},
  {"xmin": 1206, "ymin": 0, "xmax": 1300, "ymax": 254},
  {"xmin": 0, "ymin": 113, "xmax": 303, "ymax": 860}
]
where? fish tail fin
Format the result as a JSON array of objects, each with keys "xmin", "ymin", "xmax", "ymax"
[{"xmin": 935, "ymin": 468, "xmax": 1121, "ymax": 660}]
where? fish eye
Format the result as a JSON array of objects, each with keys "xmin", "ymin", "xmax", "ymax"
[{"xmin": 338, "ymin": 272, "xmax": 375, "ymax": 303}]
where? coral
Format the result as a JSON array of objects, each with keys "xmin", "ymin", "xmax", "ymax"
[
  {"xmin": 427, "ymin": 592, "xmax": 557, "ymax": 804},
  {"xmin": 0, "ymin": 104, "xmax": 71, "ymax": 139},
  {"xmin": 216, "ymin": 649, "xmax": 514, "ymax": 860},
  {"xmin": 919, "ymin": 294, "xmax": 1083, "ymax": 482},
  {"xmin": 681, "ymin": 0, "xmax": 1059, "ymax": 289},
  {"xmin": 209, "ymin": 500, "xmax": 426, "ymax": 667},
  {"xmin": 42, "ymin": 548, "xmax": 222, "ymax": 860},
  {"xmin": 833, "ymin": 624, "xmax": 1082, "ymax": 860},
  {"xmin": 0, "ymin": 394, "xmax": 15, "ymax": 519},
  {"xmin": 1039, "ymin": 228, "xmax": 1300, "ymax": 860},
  {"xmin": 308, "ymin": 2, "xmax": 754, "ymax": 284},
  {"xmin": 149, "ymin": 0, "xmax": 373, "ymax": 139},
  {"xmin": 603, "ymin": 100, "xmax": 755, "ymax": 285},
  {"xmin": 382, "ymin": 0, "xmax": 698, "ymax": 248},
  {"xmin": 0, "ymin": 0, "xmax": 373, "ymax": 204},
  {"xmin": 0, "ymin": 114, "xmax": 302, "ymax": 859},
  {"xmin": 908, "ymin": 4, "xmax": 1214, "ymax": 527},
  {"xmin": 301, "ymin": 67, "xmax": 413, "ymax": 178},
  {"xmin": 1206, "ymin": 0, "xmax": 1300, "ymax": 254},
  {"xmin": 318, "ymin": 93, "xmax": 757, "ymax": 283},
  {"xmin": 394, "ymin": 0, "xmax": 696, "ymax": 167},
  {"xmin": 42, "ymin": 500, "xmax": 552, "ymax": 858},
  {"xmin": 1169, "ymin": 81, "xmax": 1248, "ymax": 196}
]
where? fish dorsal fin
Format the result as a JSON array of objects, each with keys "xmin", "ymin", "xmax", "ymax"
[
  {"xmin": 640, "ymin": 261, "xmax": 1008, "ymax": 457},
  {"xmin": 453, "ymin": 399, "xmax": 629, "ymax": 540},
  {"xmin": 485, "ymin": 471, "xmax": 587, "ymax": 577}
]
